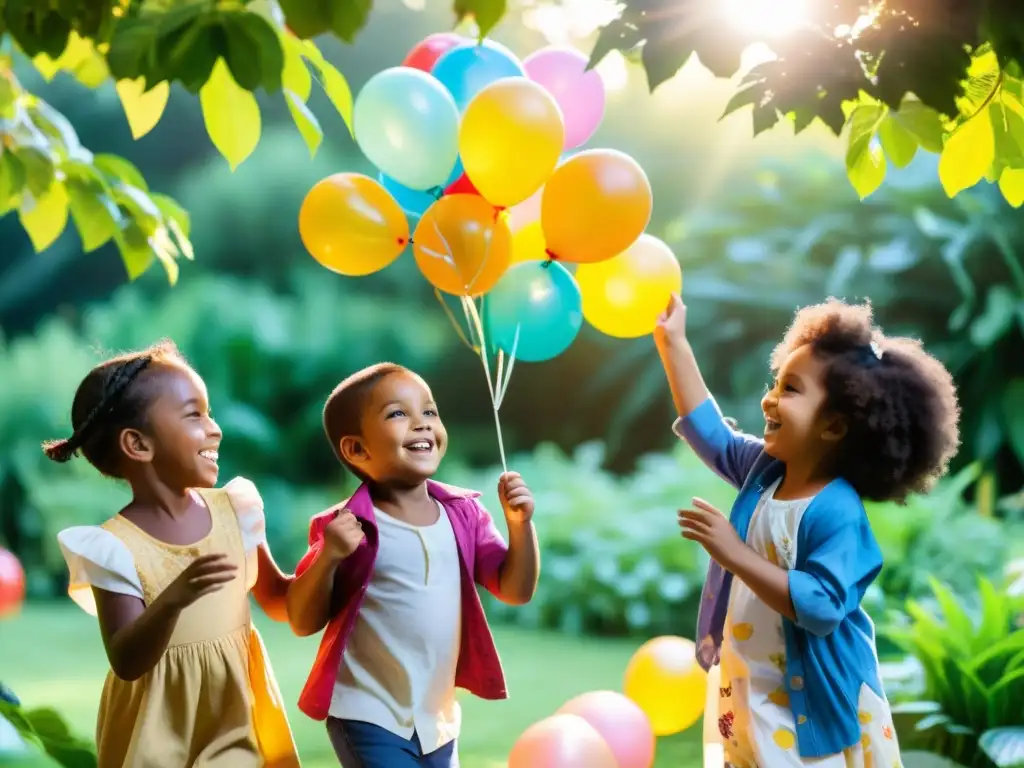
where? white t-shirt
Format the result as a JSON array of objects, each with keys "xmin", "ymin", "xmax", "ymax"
[
  {"xmin": 56, "ymin": 477, "xmax": 267, "ymax": 615},
  {"xmin": 329, "ymin": 500, "xmax": 463, "ymax": 752}
]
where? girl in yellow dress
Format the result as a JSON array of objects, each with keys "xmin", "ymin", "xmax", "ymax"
[{"xmin": 44, "ymin": 340, "xmax": 300, "ymax": 768}]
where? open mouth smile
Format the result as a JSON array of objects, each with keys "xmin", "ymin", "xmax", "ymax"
[
  {"xmin": 199, "ymin": 449, "xmax": 219, "ymax": 465},
  {"xmin": 404, "ymin": 439, "xmax": 435, "ymax": 454},
  {"xmin": 764, "ymin": 418, "xmax": 781, "ymax": 434}
]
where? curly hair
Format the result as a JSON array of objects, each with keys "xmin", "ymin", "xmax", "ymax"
[
  {"xmin": 41, "ymin": 340, "xmax": 186, "ymax": 478},
  {"xmin": 770, "ymin": 299, "xmax": 960, "ymax": 503}
]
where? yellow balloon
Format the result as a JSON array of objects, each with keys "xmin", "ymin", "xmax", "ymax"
[
  {"xmin": 299, "ymin": 173, "xmax": 408, "ymax": 276},
  {"xmin": 576, "ymin": 234, "xmax": 682, "ymax": 338},
  {"xmin": 413, "ymin": 194, "xmax": 512, "ymax": 296},
  {"xmin": 623, "ymin": 636, "xmax": 707, "ymax": 737},
  {"xmin": 459, "ymin": 78, "xmax": 564, "ymax": 208},
  {"xmin": 510, "ymin": 221, "xmax": 548, "ymax": 264},
  {"xmin": 542, "ymin": 149, "xmax": 652, "ymax": 264}
]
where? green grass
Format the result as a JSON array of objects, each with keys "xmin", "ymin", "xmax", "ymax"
[{"xmin": 3, "ymin": 605, "xmax": 702, "ymax": 767}]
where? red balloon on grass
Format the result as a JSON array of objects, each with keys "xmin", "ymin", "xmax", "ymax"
[
  {"xmin": 403, "ymin": 32, "xmax": 467, "ymax": 72},
  {"xmin": 0, "ymin": 547, "xmax": 26, "ymax": 619}
]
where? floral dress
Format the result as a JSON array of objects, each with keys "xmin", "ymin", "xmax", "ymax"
[{"xmin": 713, "ymin": 479, "xmax": 903, "ymax": 768}]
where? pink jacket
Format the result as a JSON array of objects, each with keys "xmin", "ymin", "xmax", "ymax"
[{"xmin": 294, "ymin": 480, "xmax": 510, "ymax": 721}]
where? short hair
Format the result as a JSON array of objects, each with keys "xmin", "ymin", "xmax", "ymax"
[
  {"xmin": 42, "ymin": 340, "xmax": 186, "ymax": 478},
  {"xmin": 771, "ymin": 298, "xmax": 960, "ymax": 503},
  {"xmin": 322, "ymin": 362, "xmax": 410, "ymax": 479}
]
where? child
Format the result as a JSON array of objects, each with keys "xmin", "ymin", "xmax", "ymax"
[
  {"xmin": 45, "ymin": 340, "xmax": 300, "ymax": 768},
  {"xmin": 287, "ymin": 363, "xmax": 540, "ymax": 767},
  {"xmin": 655, "ymin": 296, "xmax": 959, "ymax": 767}
]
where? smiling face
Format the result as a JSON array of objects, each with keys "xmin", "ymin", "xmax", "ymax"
[
  {"xmin": 341, "ymin": 370, "xmax": 448, "ymax": 485},
  {"xmin": 121, "ymin": 361, "xmax": 222, "ymax": 489},
  {"xmin": 760, "ymin": 344, "xmax": 846, "ymax": 464}
]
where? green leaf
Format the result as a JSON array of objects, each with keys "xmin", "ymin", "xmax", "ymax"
[
  {"xmin": 938, "ymin": 109, "xmax": 996, "ymax": 197},
  {"xmin": 304, "ymin": 48, "xmax": 353, "ymax": 135},
  {"xmin": 641, "ymin": 27, "xmax": 695, "ymax": 92},
  {"xmin": 66, "ymin": 178, "xmax": 120, "ymax": 252},
  {"xmin": 588, "ymin": 16, "xmax": 642, "ymax": 70},
  {"xmin": 845, "ymin": 104, "xmax": 887, "ymax": 199},
  {"xmin": 93, "ymin": 154, "xmax": 148, "ymax": 192},
  {"xmin": 453, "ymin": 0, "xmax": 506, "ymax": 39},
  {"xmin": 115, "ymin": 221, "xmax": 157, "ymax": 281},
  {"xmin": 151, "ymin": 193, "xmax": 191, "ymax": 239},
  {"xmin": 277, "ymin": 0, "xmax": 331, "ymax": 39},
  {"xmin": 158, "ymin": 16, "xmax": 220, "ymax": 94},
  {"xmin": 329, "ymin": 0, "xmax": 372, "ymax": 43},
  {"xmin": 889, "ymin": 99, "xmax": 946, "ymax": 153},
  {"xmin": 234, "ymin": 12, "xmax": 284, "ymax": 93},
  {"xmin": 281, "ymin": 35, "xmax": 312, "ymax": 100},
  {"xmin": 18, "ymin": 182, "xmax": 69, "ymax": 252},
  {"xmin": 199, "ymin": 58, "xmax": 262, "ymax": 171},
  {"xmin": 115, "ymin": 78, "xmax": 170, "ymax": 140},
  {"xmin": 0, "ymin": 151, "xmax": 28, "ymax": 213},
  {"xmin": 1004, "ymin": 378, "xmax": 1024, "ymax": 469},
  {"xmin": 878, "ymin": 113, "xmax": 919, "ymax": 168},
  {"xmin": 979, "ymin": 727, "xmax": 1024, "ymax": 768},
  {"xmin": 285, "ymin": 90, "xmax": 323, "ymax": 157},
  {"xmin": 721, "ymin": 82, "xmax": 761, "ymax": 119},
  {"xmin": 14, "ymin": 147, "xmax": 56, "ymax": 198}
]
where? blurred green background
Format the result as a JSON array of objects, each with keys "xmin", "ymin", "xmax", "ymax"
[{"xmin": 1, "ymin": 2, "xmax": 1024, "ymax": 767}]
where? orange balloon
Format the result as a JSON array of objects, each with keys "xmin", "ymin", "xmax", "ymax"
[
  {"xmin": 413, "ymin": 194, "xmax": 511, "ymax": 296},
  {"xmin": 509, "ymin": 714, "xmax": 618, "ymax": 768},
  {"xmin": 541, "ymin": 149, "xmax": 652, "ymax": 264},
  {"xmin": 299, "ymin": 173, "xmax": 409, "ymax": 277},
  {"xmin": 0, "ymin": 547, "xmax": 26, "ymax": 618}
]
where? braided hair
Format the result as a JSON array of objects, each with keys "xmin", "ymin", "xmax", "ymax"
[
  {"xmin": 770, "ymin": 299, "xmax": 960, "ymax": 503},
  {"xmin": 42, "ymin": 340, "xmax": 184, "ymax": 478}
]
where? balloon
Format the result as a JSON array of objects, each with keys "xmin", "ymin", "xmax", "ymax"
[
  {"xmin": 353, "ymin": 67, "xmax": 459, "ymax": 190},
  {"xmin": 403, "ymin": 32, "xmax": 466, "ymax": 71},
  {"xmin": 623, "ymin": 636, "xmax": 707, "ymax": 736},
  {"xmin": 558, "ymin": 690, "xmax": 656, "ymax": 768},
  {"xmin": 510, "ymin": 221, "xmax": 547, "ymax": 264},
  {"xmin": 507, "ymin": 152, "xmax": 577, "ymax": 232},
  {"xmin": 577, "ymin": 234, "xmax": 682, "ymax": 338},
  {"xmin": 413, "ymin": 194, "xmax": 511, "ymax": 296},
  {"xmin": 524, "ymin": 46, "xmax": 606, "ymax": 149},
  {"xmin": 380, "ymin": 162, "xmax": 463, "ymax": 219},
  {"xmin": 299, "ymin": 173, "xmax": 409, "ymax": 276},
  {"xmin": 542, "ymin": 149, "xmax": 652, "ymax": 264},
  {"xmin": 432, "ymin": 40, "xmax": 526, "ymax": 111},
  {"xmin": 0, "ymin": 547, "xmax": 25, "ymax": 618},
  {"xmin": 484, "ymin": 261, "xmax": 582, "ymax": 362},
  {"xmin": 460, "ymin": 78, "xmax": 564, "ymax": 207},
  {"xmin": 509, "ymin": 714, "xmax": 618, "ymax": 768}
]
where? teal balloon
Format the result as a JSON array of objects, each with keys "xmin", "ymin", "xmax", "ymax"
[
  {"xmin": 354, "ymin": 67, "xmax": 459, "ymax": 190},
  {"xmin": 380, "ymin": 160, "xmax": 464, "ymax": 220},
  {"xmin": 431, "ymin": 40, "xmax": 525, "ymax": 111},
  {"xmin": 484, "ymin": 262, "xmax": 583, "ymax": 363}
]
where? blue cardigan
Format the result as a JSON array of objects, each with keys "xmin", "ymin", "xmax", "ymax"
[{"xmin": 675, "ymin": 397, "xmax": 885, "ymax": 758}]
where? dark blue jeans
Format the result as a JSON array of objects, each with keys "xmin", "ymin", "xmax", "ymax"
[{"xmin": 326, "ymin": 719, "xmax": 459, "ymax": 768}]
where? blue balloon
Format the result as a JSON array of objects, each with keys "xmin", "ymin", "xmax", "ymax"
[
  {"xmin": 379, "ymin": 160, "xmax": 465, "ymax": 221},
  {"xmin": 484, "ymin": 261, "xmax": 583, "ymax": 363},
  {"xmin": 431, "ymin": 40, "xmax": 525, "ymax": 111}
]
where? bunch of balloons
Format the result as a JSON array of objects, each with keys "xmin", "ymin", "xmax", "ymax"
[
  {"xmin": 508, "ymin": 635, "xmax": 711, "ymax": 768},
  {"xmin": 0, "ymin": 547, "xmax": 25, "ymax": 619},
  {"xmin": 298, "ymin": 32, "xmax": 684, "ymax": 367}
]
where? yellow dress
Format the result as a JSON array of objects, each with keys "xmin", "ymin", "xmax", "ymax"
[{"xmin": 57, "ymin": 478, "xmax": 300, "ymax": 768}]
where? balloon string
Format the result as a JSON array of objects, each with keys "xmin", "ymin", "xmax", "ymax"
[
  {"xmin": 461, "ymin": 295, "xmax": 510, "ymax": 475},
  {"xmin": 433, "ymin": 288, "xmax": 475, "ymax": 352}
]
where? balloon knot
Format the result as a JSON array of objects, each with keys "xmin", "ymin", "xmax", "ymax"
[
  {"xmin": 544, "ymin": 248, "xmax": 559, "ymax": 261},
  {"xmin": 541, "ymin": 259, "xmax": 553, "ymax": 269},
  {"xmin": 492, "ymin": 205, "xmax": 506, "ymax": 222},
  {"xmin": 398, "ymin": 236, "xmax": 408, "ymax": 246},
  {"xmin": 428, "ymin": 186, "xmax": 445, "ymax": 200}
]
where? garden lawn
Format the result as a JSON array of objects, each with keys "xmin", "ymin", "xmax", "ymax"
[{"xmin": 3, "ymin": 604, "xmax": 702, "ymax": 767}]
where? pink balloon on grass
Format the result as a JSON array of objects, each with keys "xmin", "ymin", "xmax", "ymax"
[
  {"xmin": 558, "ymin": 690, "xmax": 656, "ymax": 768},
  {"xmin": 524, "ymin": 46, "xmax": 606, "ymax": 149}
]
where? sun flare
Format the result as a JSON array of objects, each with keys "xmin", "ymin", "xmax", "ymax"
[{"xmin": 721, "ymin": 0, "xmax": 810, "ymax": 38}]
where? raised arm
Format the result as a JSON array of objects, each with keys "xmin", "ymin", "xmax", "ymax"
[
  {"xmin": 654, "ymin": 293, "xmax": 711, "ymax": 418},
  {"xmin": 286, "ymin": 510, "xmax": 364, "ymax": 637}
]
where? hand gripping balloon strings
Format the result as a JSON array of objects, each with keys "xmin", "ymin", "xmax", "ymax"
[{"xmin": 419, "ymin": 216, "xmax": 518, "ymax": 473}]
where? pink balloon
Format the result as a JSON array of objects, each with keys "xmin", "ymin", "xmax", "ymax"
[
  {"xmin": 524, "ymin": 46, "xmax": 606, "ymax": 149},
  {"xmin": 509, "ymin": 714, "xmax": 619, "ymax": 768},
  {"xmin": 558, "ymin": 691, "xmax": 656, "ymax": 768}
]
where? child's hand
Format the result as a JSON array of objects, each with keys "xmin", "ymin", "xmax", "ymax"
[
  {"xmin": 324, "ymin": 510, "xmax": 365, "ymax": 560},
  {"xmin": 678, "ymin": 498, "xmax": 746, "ymax": 570},
  {"xmin": 164, "ymin": 553, "xmax": 238, "ymax": 609},
  {"xmin": 499, "ymin": 471, "xmax": 535, "ymax": 526},
  {"xmin": 654, "ymin": 293, "xmax": 688, "ymax": 348}
]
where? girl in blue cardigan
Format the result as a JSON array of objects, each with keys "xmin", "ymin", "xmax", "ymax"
[{"xmin": 655, "ymin": 295, "xmax": 959, "ymax": 767}]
